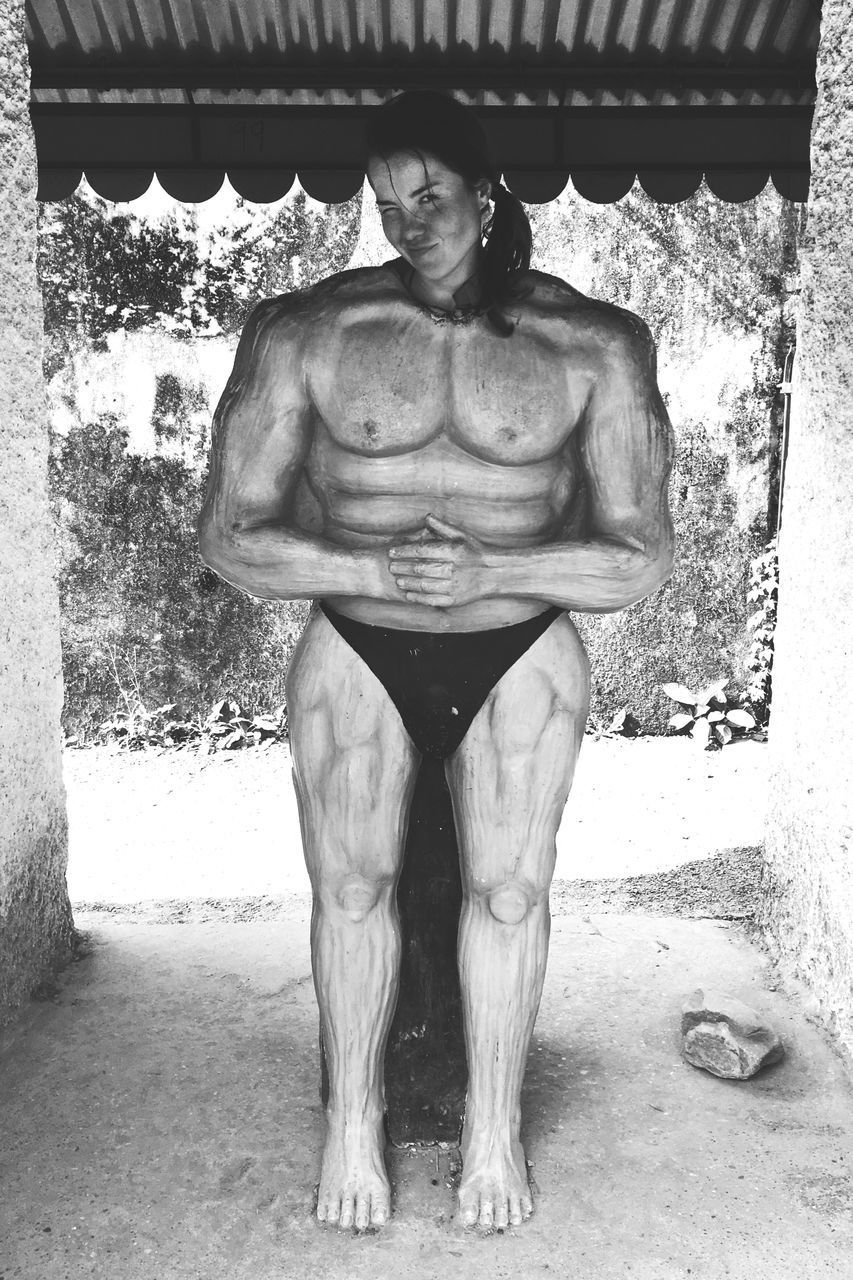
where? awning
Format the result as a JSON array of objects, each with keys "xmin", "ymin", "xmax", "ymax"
[{"xmin": 28, "ymin": 0, "xmax": 819, "ymax": 205}]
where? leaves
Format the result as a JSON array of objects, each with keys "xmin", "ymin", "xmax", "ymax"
[
  {"xmin": 726, "ymin": 708, "xmax": 756, "ymax": 730},
  {"xmin": 745, "ymin": 537, "xmax": 778, "ymax": 728},
  {"xmin": 96, "ymin": 691, "xmax": 289, "ymax": 752},
  {"xmin": 585, "ymin": 707, "xmax": 639, "ymax": 740},
  {"xmin": 697, "ymin": 679, "xmax": 728, "ymax": 708},
  {"xmin": 662, "ymin": 669, "xmax": 761, "ymax": 749},
  {"xmin": 669, "ymin": 712, "xmax": 694, "ymax": 732},
  {"xmin": 661, "ymin": 682, "xmax": 697, "ymax": 707}
]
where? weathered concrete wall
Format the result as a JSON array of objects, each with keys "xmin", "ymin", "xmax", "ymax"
[
  {"xmin": 760, "ymin": 2, "xmax": 853, "ymax": 1056},
  {"xmin": 0, "ymin": 1, "xmax": 73, "ymax": 1015}
]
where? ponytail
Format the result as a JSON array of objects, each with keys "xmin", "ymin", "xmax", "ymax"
[{"xmin": 481, "ymin": 181, "xmax": 533, "ymax": 336}]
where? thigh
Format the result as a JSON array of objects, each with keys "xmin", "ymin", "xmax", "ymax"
[
  {"xmin": 445, "ymin": 613, "xmax": 590, "ymax": 894},
  {"xmin": 285, "ymin": 607, "xmax": 420, "ymax": 888}
]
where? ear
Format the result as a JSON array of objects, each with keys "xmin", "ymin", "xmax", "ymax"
[{"xmin": 475, "ymin": 178, "xmax": 492, "ymax": 208}]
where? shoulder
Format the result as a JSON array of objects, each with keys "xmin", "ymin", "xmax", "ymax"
[
  {"xmin": 238, "ymin": 264, "xmax": 398, "ymax": 351},
  {"xmin": 306, "ymin": 262, "xmax": 399, "ymax": 305},
  {"xmin": 520, "ymin": 270, "xmax": 656, "ymax": 361}
]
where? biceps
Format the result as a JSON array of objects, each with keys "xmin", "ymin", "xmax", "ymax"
[
  {"xmin": 206, "ymin": 399, "xmax": 311, "ymax": 534},
  {"xmin": 581, "ymin": 399, "xmax": 674, "ymax": 549},
  {"xmin": 203, "ymin": 306, "xmax": 312, "ymax": 533}
]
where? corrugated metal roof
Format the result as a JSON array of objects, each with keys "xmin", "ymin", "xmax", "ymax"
[{"xmin": 26, "ymin": 0, "xmax": 820, "ymax": 203}]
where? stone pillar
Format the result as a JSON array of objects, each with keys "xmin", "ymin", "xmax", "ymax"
[
  {"xmin": 0, "ymin": 0, "xmax": 73, "ymax": 1016},
  {"xmin": 761, "ymin": 2, "xmax": 853, "ymax": 1054}
]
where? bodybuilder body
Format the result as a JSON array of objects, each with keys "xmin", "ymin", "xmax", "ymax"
[{"xmin": 200, "ymin": 151, "xmax": 674, "ymax": 1233}]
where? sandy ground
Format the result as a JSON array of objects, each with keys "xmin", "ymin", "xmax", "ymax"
[
  {"xmin": 4, "ymin": 735, "xmax": 852, "ymax": 1279},
  {"xmin": 2, "ymin": 912, "xmax": 852, "ymax": 1280},
  {"xmin": 63, "ymin": 735, "xmax": 769, "ymax": 907}
]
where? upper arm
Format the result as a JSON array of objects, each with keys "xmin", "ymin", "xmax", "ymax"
[
  {"xmin": 576, "ymin": 309, "xmax": 674, "ymax": 565},
  {"xmin": 198, "ymin": 294, "xmax": 314, "ymax": 547}
]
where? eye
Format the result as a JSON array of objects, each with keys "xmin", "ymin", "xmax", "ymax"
[{"xmin": 419, "ymin": 192, "xmax": 438, "ymax": 205}]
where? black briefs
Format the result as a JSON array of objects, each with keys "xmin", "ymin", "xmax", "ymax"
[{"xmin": 320, "ymin": 602, "xmax": 563, "ymax": 760}]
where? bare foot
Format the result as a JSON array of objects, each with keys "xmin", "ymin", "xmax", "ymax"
[
  {"xmin": 458, "ymin": 1131, "xmax": 533, "ymax": 1229},
  {"xmin": 316, "ymin": 1111, "xmax": 391, "ymax": 1230}
]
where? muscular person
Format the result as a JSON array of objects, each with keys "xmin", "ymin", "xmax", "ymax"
[{"xmin": 199, "ymin": 91, "xmax": 674, "ymax": 1233}]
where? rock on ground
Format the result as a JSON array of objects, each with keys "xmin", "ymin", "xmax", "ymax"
[{"xmin": 681, "ymin": 987, "xmax": 785, "ymax": 1079}]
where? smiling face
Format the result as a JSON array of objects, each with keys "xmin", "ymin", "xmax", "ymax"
[{"xmin": 367, "ymin": 150, "xmax": 491, "ymax": 307}]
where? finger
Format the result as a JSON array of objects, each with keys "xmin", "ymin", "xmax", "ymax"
[
  {"xmin": 390, "ymin": 544, "xmax": 459, "ymax": 562},
  {"xmin": 396, "ymin": 576, "xmax": 452, "ymax": 593},
  {"xmin": 391, "ymin": 561, "xmax": 451, "ymax": 578},
  {"xmin": 425, "ymin": 513, "xmax": 467, "ymax": 540}
]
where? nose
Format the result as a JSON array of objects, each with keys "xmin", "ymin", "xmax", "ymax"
[{"xmin": 398, "ymin": 206, "xmax": 428, "ymax": 242}]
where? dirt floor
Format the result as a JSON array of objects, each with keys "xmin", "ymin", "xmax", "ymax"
[{"xmin": 3, "ymin": 736, "xmax": 853, "ymax": 1279}]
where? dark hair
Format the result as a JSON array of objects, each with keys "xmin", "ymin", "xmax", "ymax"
[{"xmin": 364, "ymin": 91, "xmax": 532, "ymax": 335}]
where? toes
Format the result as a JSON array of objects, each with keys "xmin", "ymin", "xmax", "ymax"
[
  {"xmin": 508, "ymin": 1196, "xmax": 523, "ymax": 1227},
  {"xmin": 338, "ymin": 1194, "xmax": 355, "ymax": 1228},
  {"xmin": 520, "ymin": 1193, "xmax": 534, "ymax": 1220},
  {"xmin": 494, "ymin": 1201, "xmax": 510, "ymax": 1231},
  {"xmin": 460, "ymin": 1195, "xmax": 480, "ymax": 1228},
  {"xmin": 354, "ymin": 1195, "xmax": 370, "ymax": 1231},
  {"xmin": 320, "ymin": 1196, "xmax": 340, "ymax": 1225},
  {"xmin": 371, "ymin": 1201, "xmax": 389, "ymax": 1227},
  {"xmin": 478, "ymin": 1200, "xmax": 494, "ymax": 1229}
]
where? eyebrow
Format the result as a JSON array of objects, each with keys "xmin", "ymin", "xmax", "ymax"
[{"xmin": 376, "ymin": 181, "xmax": 437, "ymax": 207}]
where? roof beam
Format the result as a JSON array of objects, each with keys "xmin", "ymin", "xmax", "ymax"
[
  {"xmin": 30, "ymin": 62, "xmax": 816, "ymax": 95},
  {"xmin": 30, "ymin": 101, "xmax": 813, "ymax": 203}
]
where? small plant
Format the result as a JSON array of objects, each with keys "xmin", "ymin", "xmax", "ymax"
[
  {"xmin": 745, "ymin": 536, "xmax": 778, "ymax": 725},
  {"xmin": 96, "ymin": 695, "xmax": 288, "ymax": 751},
  {"xmin": 203, "ymin": 697, "xmax": 288, "ymax": 751},
  {"xmin": 662, "ymin": 679, "xmax": 756, "ymax": 749},
  {"xmin": 586, "ymin": 707, "xmax": 640, "ymax": 740},
  {"xmin": 97, "ymin": 701, "xmax": 202, "ymax": 750}
]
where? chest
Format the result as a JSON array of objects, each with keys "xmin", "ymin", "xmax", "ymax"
[{"xmin": 307, "ymin": 310, "xmax": 588, "ymax": 465}]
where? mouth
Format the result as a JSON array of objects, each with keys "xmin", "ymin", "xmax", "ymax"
[{"xmin": 407, "ymin": 243, "xmax": 438, "ymax": 257}]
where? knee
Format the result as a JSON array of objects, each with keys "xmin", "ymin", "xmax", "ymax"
[
  {"xmin": 334, "ymin": 873, "xmax": 386, "ymax": 924},
  {"xmin": 486, "ymin": 882, "xmax": 534, "ymax": 926}
]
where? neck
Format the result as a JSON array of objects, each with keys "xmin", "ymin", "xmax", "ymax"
[{"xmin": 407, "ymin": 260, "xmax": 483, "ymax": 312}]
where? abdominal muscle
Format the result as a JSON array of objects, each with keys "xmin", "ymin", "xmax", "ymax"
[{"xmin": 306, "ymin": 423, "xmax": 575, "ymax": 633}]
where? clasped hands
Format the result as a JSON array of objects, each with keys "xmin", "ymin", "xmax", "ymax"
[{"xmin": 387, "ymin": 514, "xmax": 497, "ymax": 608}]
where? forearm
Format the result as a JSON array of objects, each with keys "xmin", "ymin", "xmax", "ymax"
[
  {"xmin": 200, "ymin": 522, "xmax": 393, "ymax": 602},
  {"xmin": 484, "ymin": 537, "xmax": 672, "ymax": 613}
]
